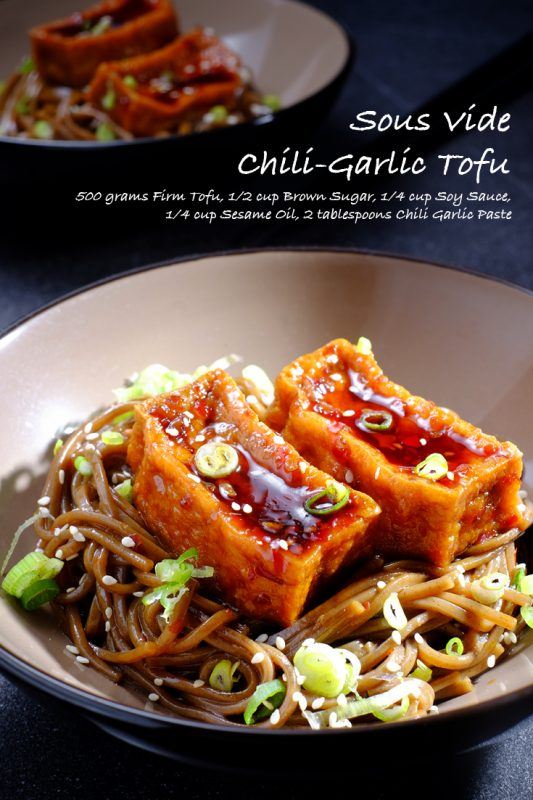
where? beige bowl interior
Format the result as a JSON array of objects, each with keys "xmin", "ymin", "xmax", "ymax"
[
  {"xmin": 0, "ymin": 250, "xmax": 532, "ymax": 721},
  {"xmin": 0, "ymin": 0, "xmax": 350, "ymax": 107}
]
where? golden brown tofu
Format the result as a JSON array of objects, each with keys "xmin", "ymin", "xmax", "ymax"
[
  {"xmin": 128, "ymin": 370, "xmax": 380, "ymax": 625},
  {"xmin": 266, "ymin": 339, "xmax": 525, "ymax": 566}
]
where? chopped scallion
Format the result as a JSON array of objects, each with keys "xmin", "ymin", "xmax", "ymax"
[
  {"xmin": 209, "ymin": 105, "xmax": 228, "ymax": 122},
  {"xmin": 20, "ymin": 578, "xmax": 59, "ymax": 610},
  {"xmin": 519, "ymin": 574, "xmax": 533, "ymax": 596},
  {"xmin": 19, "ymin": 57, "xmax": 36, "ymax": 74},
  {"xmin": 372, "ymin": 694, "xmax": 410, "ymax": 722},
  {"xmin": 116, "ymin": 478, "xmax": 133, "ymax": 503},
  {"xmin": 471, "ymin": 572, "xmax": 509, "ymax": 605},
  {"xmin": 194, "ymin": 441, "xmax": 238, "ymax": 479},
  {"xmin": 410, "ymin": 659, "xmax": 432, "ymax": 682},
  {"xmin": 244, "ymin": 679, "xmax": 286, "ymax": 724},
  {"xmin": 262, "ymin": 94, "xmax": 281, "ymax": 111},
  {"xmin": 123, "ymin": 74, "xmax": 137, "ymax": 89},
  {"xmin": 520, "ymin": 606, "xmax": 533, "ymax": 628},
  {"xmin": 209, "ymin": 659, "xmax": 240, "ymax": 692},
  {"xmin": 95, "ymin": 123, "xmax": 115, "ymax": 141},
  {"xmin": 445, "ymin": 637, "xmax": 464, "ymax": 656},
  {"xmin": 383, "ymin": 592, "xmax": 407, "ymax": 631},
  {"xmin": 355, "ymin": 336, "xmax": 372, "ymax": 355},
  {"xmin": 101, "ymin": 430, "xmax": 124, "ymax": 446},
  {"xmin": 53, "ymin": 438, "xmax": 64, "ymax": 456},
  {"xmin": 414, "ymin": 452, "xmax": 448, "ymax": 481},
  {"xmin": 2, "ymin": 551, "xmax": 63, "ymax": 598},
  {"xmin": 113, "ymin": 410, "xmax": 134, "ymax": 425},
  {"xmin": 32, "ymin": 120, "xmax": 53, "ymax": 139},
  {"xmin": 359, "ymin": 408, "xmax": 393, "ymax": 432},
  {"xmin": 293, "ymin": 642, "xmax": 347, "ymax": 697},
  {"xmin": 102, "ymin": 86, "xmax": 116, "ymax": 111},
  {"xmin": 74, "ymin": 455, "xmax": 93, "ymax": 476},
  {"xmin": 304, "ymin": 481, "xmax": 349, "ymax": 517}
]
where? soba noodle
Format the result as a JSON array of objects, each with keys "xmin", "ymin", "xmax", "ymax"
[{"xmin": 21, "ymin": 400, "xmax": 528, "ymax": 729}]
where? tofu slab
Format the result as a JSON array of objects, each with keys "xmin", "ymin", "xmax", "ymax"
[
  {"xmin": 266, "ymin": 339, "xmax": 525, "ymax": 566},
  {"xmin": 128, "ymin": 370, "xmax": 380, "ymax": 624}
]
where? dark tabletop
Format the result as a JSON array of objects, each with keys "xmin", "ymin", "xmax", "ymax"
[{"xmin": 1, "ymin": 1, "xmax": 532, "ymax": 797}]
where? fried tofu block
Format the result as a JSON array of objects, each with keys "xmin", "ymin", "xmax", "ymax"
[
  {"xmin": 266, "ymin": 339, "xmax": 525, "ymax": 566},
  {"xmin": 30, "ymin": 0, "xmax": 178, "ymax": 87},
  {"xmin": 88, "ymin": 29, "xmax": 242, "ymax": 136},
  {"xmin": 128, "ymin": 370, "xmax": 380, "ymax": 625}
]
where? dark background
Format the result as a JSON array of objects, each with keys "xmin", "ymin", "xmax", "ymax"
[{"xmin": 1, "ymin": 1, "xmax": 532, "ymax": 797}]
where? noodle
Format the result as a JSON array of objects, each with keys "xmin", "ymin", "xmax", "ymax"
[
  {"xmin": 0, "ymin": 69, "xmax": 265, "ymax": 141},
  {"xmin": 10, "ymin": 401, "xmax": 530, "ymax": 729}
]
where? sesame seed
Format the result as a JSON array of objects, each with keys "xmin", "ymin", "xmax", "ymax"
[
  {"xmin": 66, "ymin": 555, "xmax": 78, "ymax": 561},
  {"xmin": 345, "ymin": 470, "xmax": 354, "ymax": 483},
  {"xmin": 102, "ymin": 575, "xmax": 117, "ymax": 586},
  {"xmin": 414, "ymin": 633, "xmax": 423, "ymax": 644},
  {"xmin": 184, "ymin": 411, "xmax": 194, "ymax": 419},
  {"xmin": 195, "ymin": 435, "xmax": 205, "ymax": 443},
  {"xmin": 133, "ymin": 591, "xmax": 144, "ymax": 598},
  {"xmin": 342, "ymin": 409, "xmax": 355, "ymax": 417},
  {"xmin": 85, "ymin": 443, "xmax": 96, "ymax": 452},
  {"xmin": 105, "ymin": 607, "xmax": 112, "ymax": 619},
  {"xmin": 391, "ymin": 630, "xmax": 402, "ymax": 645},
  {"xmin": 59, "ymin": 469, "xmax": 65, "ymax": 484},
  {"xmin": 154, "ymin": 678, "xmax": 164, "ymax": 686},
  {"xmin": 509, "ymin": 632, "xmax": 517, "ymax": 644},
  {"xmin": 337, "ymin": 693, "xmax": 347, "ymax": 707},
  {"xmin": 275, "ymin": 636, "xmax": 286, "ymax": 651},
  {"xmin": 296, "ymin": 673, "xmax": 306, "ymax": 686},
  {"xmin": 298, "ymin": 695, "xmax": 308, "ymax": 712},
  {"xmin": 84, "ymin": 422, "xmax": 93, "ymax": 433},
  {"xmin": 273, "ymin": 435, "xmax": 284, "ymax": 444},
  {"xmin": 231, "ymin": 502, "xmax": 241, "ymax": 511},
  {"xmin": 66, "ymin": 645, "xmax": 79, "ymax": 654},
  {"xmin": 255, "ymin": 633, "xmax": 268, "ymax": 643},
  {"xmin": 278, "ymin": 540, "xmax": 289, "ymax": 551},
  {"xmin": 166, "ymin": 427, "xmax": 178, "ymax": 437},
  {"xmin": 193, "ymin": 679, "xmax": 205, "ymax": 688},
  {"xmin": 292, "ymin": 691, "xmax": 303, "ymax": 703},
  {"xmin": 330, "ymin": 373, "xmax": 342, "ymax": 382},
  {"xmin": 326, "ymin": 354, "xmax": 339, "ymax": 364},
  {"xmin": 374, "ymin": 466, "xmax": 381, "ymax": 480},
  {"xmin": 385, "ymin": 660, "xmax": 402, "ymax": 673},
  {"xmin": 86, "ymin": 432, "xmax": 99, "ymax": 441},
  {"xmin": 72, "ymin": 530, "xmax": 86, "ymax": 543},
  {"xmin": 328, "ymin": 712, "xmax": 338, "ymax": 727},
  {"xmin": 377, "ymin": 580, "xmax": 386, "ymax": 589},
  {"xmin": 37, "ymin": 496, "xmax": 50, "ymax": 506},
  {"xmin": 242, "ymin": 504, "xmax": 253, "ymax": 514},
  {"xmin": 105, "ymin": 621, "xmax": 111, "ymax": 632},
  {"xmin": 76, "ymin": 656, "xmax": 90, "ymax": 665},
  {"xmin": 121, "ymin": 536, "xmax": 135, "ymax": 548},
  {"xmin": 66, "ymin": 587, "xmax": 75, "ymax": 594},
  {"xmin": 299, "ymin": 461, "xmax": 307, "ymax": 472},
  {"xmin": 447, "ymin": 471, "xmax": 454, "ymax": 481},
  {"xmin": 55, "ymin": 550, "xmax": 63, "ymax": 559},
  {"xmin": 302, "ymin": 638, "xmax": 315, "ymax": 647},
  {"xmin": 311, "ymin": 696, "xmax": 325, "ymax": 709},
  {"xmin": 190, "ymin": 474, "xmax": 201, "ymax": 483},
  {"xmin": 54, "ymin": 528, "xmax": 61, "ymax": 537},
  {"xmin": 251, "ymin": 652, "xmax": 265, "ymax": 664},
  {"xmin": 148, "ymin": 693, "xmax": 159, "ymax": 702},
  {"xmin": 429, "ymin": 705, "xmax": 439, "ymax": 714},
  {"xmin": 35, "ymin": 547, "xmax": 44, "ymax": 553},
  {"xmin": 487, "ymin": 655, "xmax": 496, "ymax": 668},
  {"xmin": 270, "ymin": 709, "xmax": 281, "ymax": 725},
  {"xmin": 420, "ymin": 438, "xmax": 427, "ymax": 446}
]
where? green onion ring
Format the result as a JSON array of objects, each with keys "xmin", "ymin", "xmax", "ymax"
[
  {"xmin": 304, "ymin": 483, "xmax": 350, "ymax": 516},
  {"xmin": 20, "ymin": 578, "xmax": 59, "ymax": 611},
  {"xmin": 358, "ymin": 408, "xmax": 394, "ymax": 432}
]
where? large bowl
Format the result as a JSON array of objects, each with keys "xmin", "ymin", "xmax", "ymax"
[
  {"xmin": 0, "ymin": 0, "xmax": 352, "ymax": 165},
  {"xmin": 0, "ymin": 250, "xmax": 531, "ymax": 771}
]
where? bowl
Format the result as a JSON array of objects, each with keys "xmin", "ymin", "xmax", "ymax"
[
  {"xmin": 0, "ymin": 0, "xmax": 352, "ymax": 169},
  {"xmin": 0, "ymin": 249, "xmax": 531, "ymax": 770}
]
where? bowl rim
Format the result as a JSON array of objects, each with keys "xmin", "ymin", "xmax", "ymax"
[
  {"xmin": 0, "ymin": 0, "xmax": 354, "ymax": 150},
  {"xmin": 0, "ymin": 245, "xmax": 531, "ymax": 737}
]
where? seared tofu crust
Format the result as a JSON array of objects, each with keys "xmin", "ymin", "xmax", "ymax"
[
  {"xmin": 128, "ymin": 370, "xmax": 380, "ymax": 625},
  {"xmin": 266, "ymin": 339, "xmax": 525, "ymax": 566}
]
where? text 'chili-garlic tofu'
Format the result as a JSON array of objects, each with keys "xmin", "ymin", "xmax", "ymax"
[
  {"xmin": 128, "ymin": 370, "xmax": 380, "ymax": 624},
  {"xmin": 266, "ymin": 338, "xmax": 525, "ymax": 566}
]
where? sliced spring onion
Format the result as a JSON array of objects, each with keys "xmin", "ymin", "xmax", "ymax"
[
  {"xmin": 74, "ymin": 455, "xmax": 93, "ymax": 476},
  {"xmin": 372, "ymin": 694, "xmax": 410, "ymax": 723},
  {"xmin": 144, "ymin": 549, "xmax": 214, "ymax": 623},
  {"xmin": 90, "ymin": 15, "xmax": 113, "ymax": 36},
  {"xmin": 414, "ymin": 452, "xmax": 448, "ymax": 481},
  {"xmin": 383, "ymin": 592, "xmax": 408, "ymax": 631},
  {"xmin": 471, "ymin": 572, "xmax": 509, "ymax": 605},
  {"xmin": 445, "ymin": 637, "xmax": 464, "ymax": 656},
  {"xmin": 102, "ymin": 87, "xmax": 116, "ymax": 111},
  {"xmin": 410, "ymin": 659, "xmax": 432, "ymax": 682},
  {"xmin": 53, "ymin": 438, "xmax": 64, "ymax": 455},
  {"xmin": 115, "ymin": 478, "xmax": 133, "ymax": 503},
  {"xmin": 20, "ymin": 578, "xmax": 59, "ymax": 611},
  {"xmin": 113, "ymin": 357, "xmax": 241, "ymax": 402},
  {"xmin": 243, "ymin": 679, "xmax": 286, "ymax": 725},
  {"xmin": 33, "ymin": 120, "xmax": 53, "ymax": 139},
  {"xmin": 303, "ymin": 678, "xmax": 423, "ymax": 729},
  {"xmin": 359, "ymin": 408, "xmax": 393, "ymax": 432},
  {"xmin": 262, "ymin": 94, "xmax": 281, "ymax": 111},
  {"xmin": 304, "ymin": 481, "xmax": 350, "ymax": 517},
  {"xmin": 209, "ymin": 659, "xmax": 240, "ymax": 692},
  {"xmin": 2, "ymin": 551, "xmax": 63, "ymax": 598},
  {"xmin": 520, "ymin": 606, "xmax": 533, "ymax": 628},
  {"xmin": 293, "ymin": 642, "xmax": 347, "ymax": 697},
  {"xmin": 194, "ymin": 441, "xmax": 239, "ymax": 479},
  {"xmin": 241, "ymin": 365, "xmax": 275, "ymax": 407},
  {"xmin": 337, "ymin": 648, "xmax": 361, "ymax": 693},
  {"xmin": 15, "ymin": 97, "xmax": 30, "ymax": 116},
  {"xmin": 519, "ymin": 574, "xmax": 533, "ymax": 596},
  {"xmin": 95, "ymin": 123, "xmax": 115, "ymax": 141},
  {"xmin": 512, "ymin": 567, "xmax": 526, "ymax": 590},
  {"xmin": 19, "ymin": 56, "xmax": 35, "ymax": 74},
  {"xmin": 101, "ymin": 430, "xmax": 124, "ymax": 446},
  {"xmin": 209, "ymin": 105, "xmax": 228, "ymax": 122},
  {"xmin": 155, "ymin": 548, "xmax": 199, "ymax": 583},
  {"xmin": 355, "ymin": 336, "xmax": 372, "ymax": 355},
  {"xmin": 113, "ymin": 410, "xmax": 135, "ymax": 425},
  {"xmin": 123, "ymin": 74, "xmax": 137, "ymax": 89}
]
